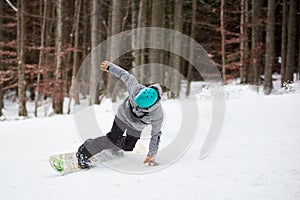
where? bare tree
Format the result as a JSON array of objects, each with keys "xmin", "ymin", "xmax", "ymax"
[
  {"xmin": 220, "ymin": 0, "xmax": 226, "ymax": 83},
  {"xmin": 44, "ymin": 0, "xmax": 54, "ymax": 95},
  {"xmin": 91, "ymin": 0, "xmax": 99, "ymax": 104},
  {"xmin": 150, "ymin": 0, "xmax": 164, "ymax": 84},
  {"xmin": 131, "ymin": 0, "xmax": 141, "ymax": 81},
  {"xmin": 0, "ymin": 0, "xmax": 3, "ymax": 117},
  {"xmin": 35, "ymin": 0, "xmax": 48, "ymax": 117},
  {"xmin": 136, "ymin": 0, "xmax": 148, "ymax": 83},
  {"xmin": 131, "ymin": 0, "xmax": 137, "ymax": 70},
  {"xmin": 82, "ymin": 1, "xmax": 89, "ymax": 59},
  {"xmin": 240, "ymin": 0, "xmax": 250, "ymax": 84},
  {"xmin": 53, "ymin": 0, "xmax": 63, "ymax": 114},
  {"xmin": 0, "ymin": 81, "xmax": 3, "ymax": 117},
  {"xmin": 280, "ymin": 0, "xmax": 288, "ymax": 86},
  {"xmin": 171, "ymin": 0, "xmax": 183, "ymax": 97},
  {"xmin": 298, "ymin": 20, "xmax": 300, "ymax": 80},
  {"xmin": 136, "ymin": 0, "xmax": 144, "ymax": 68},
  {"xmin": 158, "ymin": 0, "xmax": 166, "ymax": 86},
  {"xmin": 186, "ymin": 0, "xmax": 197, "ymax": 96},
  {"xmin": 68, "ymin": 0, "xmax": 81, "ymax": 113},
  {"xmin": 90, "ymin": 0, "xmax": 102, "ymax": 105},
  {"xmin": 107, "ymin": 0, "xmax": 122, "ymax": 101},
  {"xmin": 248, "ymin": 0, "xmax": 262, "ymax": 86},
  {"xmin": 72, "ymin": 0, "xmax": 81, "ymax": 105},
  {"xmin": 285, "ymin": 0, "xmax": 297, "ymax": 83},
  {"xmin": 263, "ymin": 0, "xmax": 275, "ymax": 94},
  {"xmin": 17, "ymin": 0, "xmax": 28, "ymax": 116}
]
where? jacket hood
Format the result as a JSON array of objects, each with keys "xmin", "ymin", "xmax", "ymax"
[{"xmin": 149, "ymin": 84, "xmax": 163, "ymax": 99}]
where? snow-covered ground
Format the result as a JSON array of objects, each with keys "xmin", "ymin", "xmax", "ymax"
[{"xmin": 0, "ymin": 83, "xmax": 300, "ymax": 200}]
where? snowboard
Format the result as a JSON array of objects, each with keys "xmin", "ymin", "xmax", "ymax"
[
  {"xmin": 49, "ymin": 143, "xmax": 147, "ymax": 175},
  {"xmin": 49, "ymin": 152, "xmax": 90, "ymax": 175}
]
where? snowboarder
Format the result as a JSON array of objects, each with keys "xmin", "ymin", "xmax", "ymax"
[{"xmin": 76, "ymin": 61, "xmax": 163, "ymax": 169}]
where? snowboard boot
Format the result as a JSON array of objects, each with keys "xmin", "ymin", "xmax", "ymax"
[{"xmin": 76, "ymin": 143, "xmax": 92, "ymax": 169}]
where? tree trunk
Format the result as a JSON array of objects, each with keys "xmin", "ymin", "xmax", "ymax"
[
  {"xmin": 107, "ymin": 0, "xmax": 121, "ymax": 102},
  {"xmin": 150, "ymin": 0, "xmax": 164, "ymax": 84},
  {"xmin": 0, "ymin": 0, "xmax": 3, "ymax": 117},
  {"xmin": 68, "ymin": 0, "xmax": 81, "ymax": 113},
  {"xmin": 72, "ymin": 0, "xmax": 81, "ymax": 105},
  {"xmin": 17, "ymin": 0, "xmax": 28, "ymax": 117},
  {"xmin": 0, "ymin": 80, "xmax": 3, "ymax": 117},
  {"xmin": 35, "ymin": 0, "xmax": 47, "ymax": 117},
  {"xmin": 136, "ymin": 0, "xmax": 148, "ymax": 84},
  {"xmin": 280, "ymin": 0, "xmax": 288, "ymax": 86},
  {"xmin": 248, "ymin": 0, "xmax": 262, "ymax": 86},
  {"xmin": 53, "ymin": 0, "xmax": 63, "ymax": 114},
  {"xmin": 186, "ymin": 0, "xmax": 197, "ymax": 97},
  {"xmin": 240, "ymin": 0, "xmax": 249, "ymax": 84},
  {"xmin": 44, "ymin": 1, "xmax": 53, "ymax": 100},
  {"xmin": 171, "ymin": 0, "xmax": 183, "ymax": 97},
  {"xmin": 82, "ymin": 1, "xmax": 89, "ymax": 59},
  {"xmin": 90, "ymin": 0, "xmax": 103, "ymax": 104},
  {"xmin": 220, "ymin": 0, "xmax": 226, "ymax": 83},
  {"xmin": 159, "ymin": 0, "xmax": 166, "ymax": 86},
  {"xmin": 136, "ymin": 0, "xmax": 143, "ymax": 67},
  {"xmin": 263, "ymin": 0, "xmax": 275, "ymax": 94},
  {"xmin": 285, "ymin": 0, "xmax": 297, "ymax": 83},
  {"xmin": 298, "ymin": 19, "xmax": 300, "ymax": 80},
  {"xmin": 0, "ymin": 83, "xmax": 3, "ymax": 117},
  {"xmin": 81, "ymin": 1, "xmax": 90, "ymax": 97},
  {"xmin": 131, "ymin": 0, "xmax": 139, "ymax": 79}
]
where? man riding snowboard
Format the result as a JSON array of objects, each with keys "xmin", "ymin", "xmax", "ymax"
[{"xmin": 76, "ymin": 61, "xmax": 163, "ymax": 168}]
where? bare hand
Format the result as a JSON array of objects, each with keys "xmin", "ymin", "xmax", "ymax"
[
  {"xmin": 100, "ymin": 60, "xmax": 110, "ymax": 71},
  {"xmin": 143, "ymin": 156, "xmax": 159, "ymax": 166}
]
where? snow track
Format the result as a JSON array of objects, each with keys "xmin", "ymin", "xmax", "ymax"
[{"xmin": 0, "ymin": 89, "xmax": 300, "ymax": 200}]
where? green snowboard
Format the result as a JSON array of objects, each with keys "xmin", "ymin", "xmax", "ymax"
[
  {"xmin": 49, "ymin": 143, "xmax": 147, "ymax": 175},
  {"xmin": 49, "ymin": 152, "xmax": 90, "ymax": 175}
]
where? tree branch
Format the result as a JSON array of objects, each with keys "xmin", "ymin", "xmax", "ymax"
[{"xmin": 5, "ymin": 0, "xmax": 17, "ymax": 12}]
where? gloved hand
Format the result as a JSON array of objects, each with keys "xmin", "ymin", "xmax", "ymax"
[
  {"xmin": 143, "ymin": 155, "xmax": 159, "ymax": 166},
  {"xmin": 100, "ymin": 60, "xmax": 110, "ymax": 71}
]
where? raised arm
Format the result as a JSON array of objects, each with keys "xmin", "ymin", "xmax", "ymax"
[{"xmin": 100, "ymin": 61, "xmax": 141, "ymax": 95}]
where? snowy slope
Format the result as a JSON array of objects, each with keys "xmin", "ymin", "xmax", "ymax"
[{"xmin": 0, "ymin": 86, "xmax": 300, "ymax": 200}]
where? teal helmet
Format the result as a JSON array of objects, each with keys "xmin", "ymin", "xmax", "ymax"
[{"xmin": 134, "ymin": 87, "xmax": 159, "ymax": 108}]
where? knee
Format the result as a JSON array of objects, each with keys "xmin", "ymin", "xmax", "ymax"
[
  {"xmin": 122, "ymin": 136, "xmax": 138, "ymax": 151},
  {"xmin": 106, "ymin": 132, "xmax": 120, "ymax": 144}
]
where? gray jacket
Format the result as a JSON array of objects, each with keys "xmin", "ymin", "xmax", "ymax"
[{"xmin": 107, "ymin": 63, "xmax": 163, "ymax": 156}]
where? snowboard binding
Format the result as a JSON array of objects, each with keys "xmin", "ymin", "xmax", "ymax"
[{"xmin": 76, "ymin": 144, "xmax": 92, "ymax": 169}]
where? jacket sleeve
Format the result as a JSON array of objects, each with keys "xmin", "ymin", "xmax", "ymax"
[
  {"xmin": 107, "ymin": 62, "xmax": 141, "ymax": 95},
  {"xmin": 148, "ymin": 106, "xmax": 163, "ymax": 156}
]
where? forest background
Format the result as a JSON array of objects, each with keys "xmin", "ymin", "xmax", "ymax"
[{"xmin": 0, "ymin": 0, "xmax": 299, "ymax": 117}]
